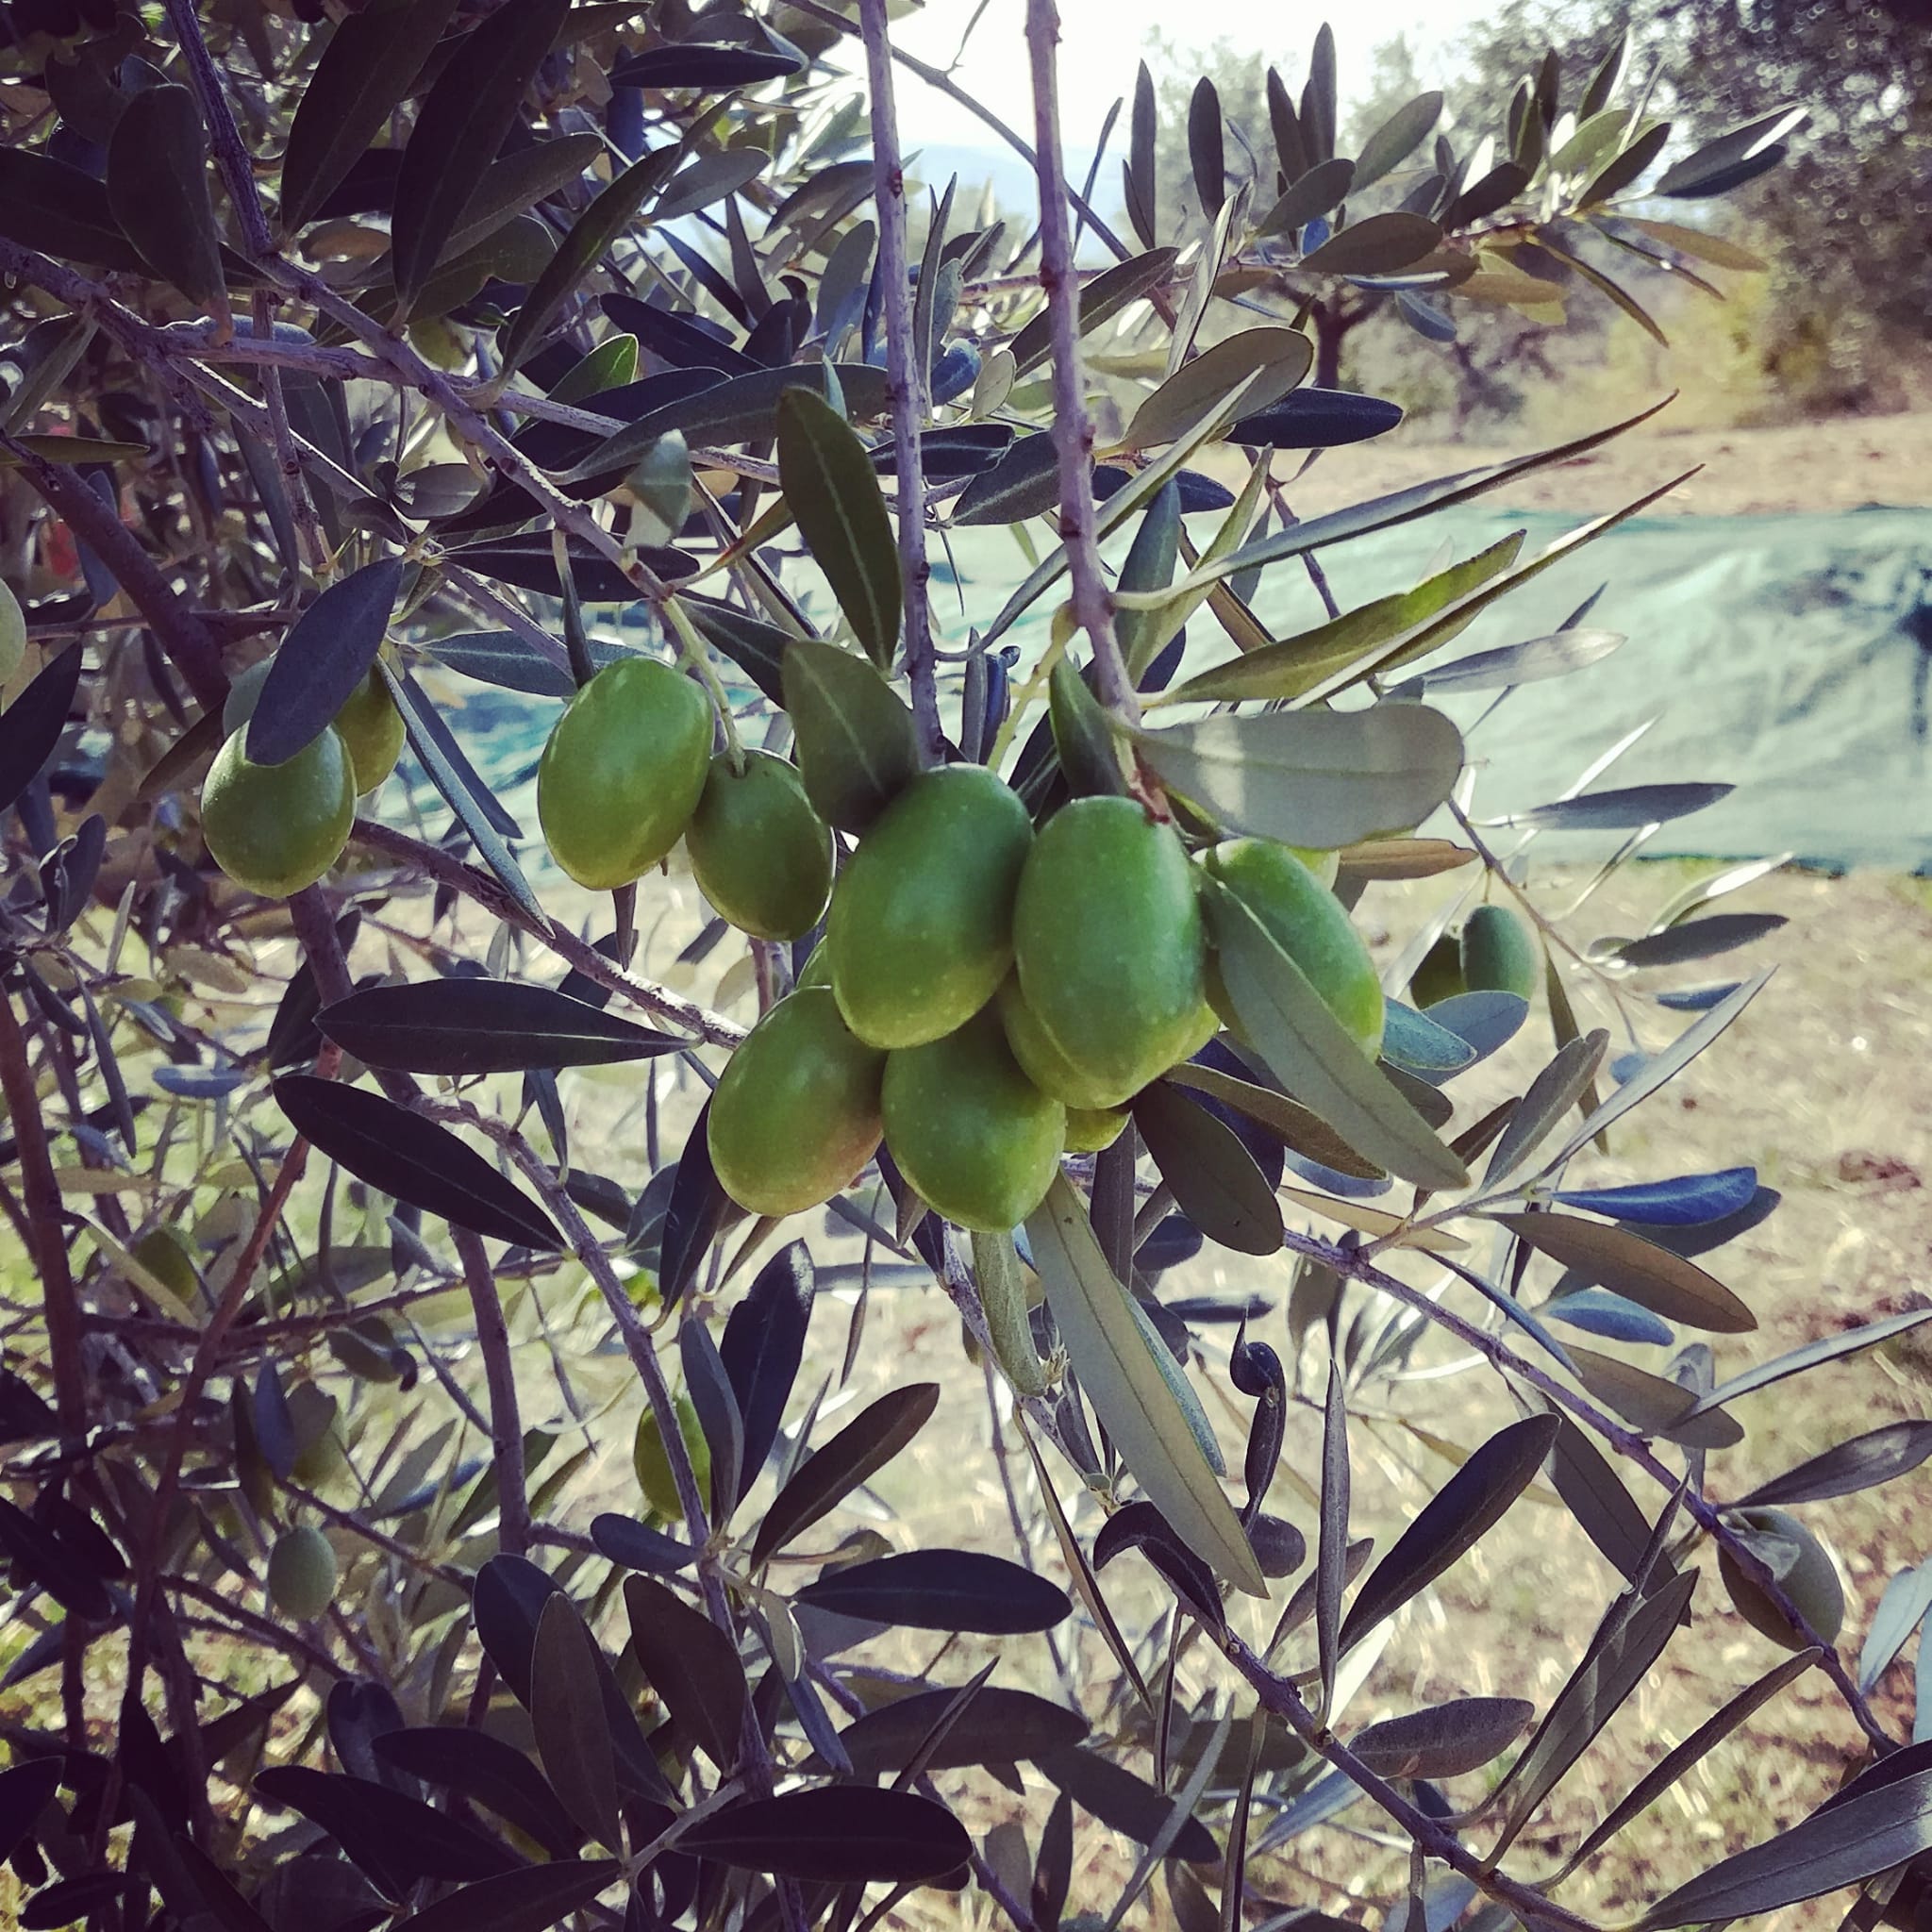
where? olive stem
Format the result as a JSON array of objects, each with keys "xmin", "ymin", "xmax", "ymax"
[
  {"xmin": 1023, "ymin": 0, "xmax": 1141, "ymax": 728},
  {"xmin": 855, "ymin": 0, "xmax": 943, "ymax": 765},
  {"xmin": 663, "ymin": 593, "xmax": 745, "ymax": 772}
]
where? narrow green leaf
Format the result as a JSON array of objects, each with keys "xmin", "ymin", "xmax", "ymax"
[
  {"xmin": 778, "ymin": 637, "xmax": 919, "ymax": 831},
  {"xmin": 1158, "ymin": 532, "xmax": 1525, "ymax": 707},
  {"xmin": 1189, "ymin": 78, "xmax": 1225, "ymax": 218},
  {"xmin": 1010, "ymin": 248, "xmax": 1177, "ymax": 375},
  {"xmin": 1134, "ymin": 706, "xmax": 1465, "ymax": 850},
  {"xmin": 1484, "ymin": 1031, "xmax": 1608, "ymax": 1187},
  {"xmin": 1026, "ymin": 1175, "xmax": 1267, "ymax": 1596},
  {"xmin": 749, "ymin": 1383, "xmax": 940, "ymax": 1565},
  {"xmin": 1566, "ymin": 1345, "xmax": 1744, "ymax": 1447},
  {"xmin": 1315, "ymin": 1361, "xmax": 1349, "ymax": 1717},
  {"xmin": 1258, "ymin": 157, "xmax": 1356, "ymax": 236},
  {"xmin": 1348, "ymin": 1697, "xmax": 1533, "ymax": 1778},
  {"xmin": 388, "ymin": 1860, "xmax": 619, "ymax": 1932},
  {"xmin": 1205, "ymin": 881, "xmax": 1467, "ymax": 1192},
  {"xmin": 623, "ymin": 1574, "xmax": 747, "ymax": 1774},
  {"xmin": 445, "ymin": 134, "xmax": 605, "ymax": 262},
  {"xmin": 1301, "ymin": 213, "xmax": 1441, "ymax": 276},
  {"xmin": 280, "ymin": 0, "xmax": 463, "ymax": 231},
  {"xmin": 1556, "ymin": 1649, "xmax": 1818, "ymax": 1879},
  {"xmin": 1635, "ymin": 1765, "xmax": 1932, "ymax": 1930},
  {"xmin": 1689, "ymin": 1307, "xmax": 1932, "ymax": 1418},
  {"xmin": 1339, "ymin": 1415, "xmax": 1557, "ymax": 1652},
  {"xmin": 500, "ymin": 148, "xmax": 678, "ymax": 375},
  {"xmin": 1130, "ymin": 1083, "xmax": 1282, "ymax": 1257},
  {"xmin": 1161, "ymin": 395, "xmax": 1675, "ymax": 601},
  {"xmin": 652, "ymin": 149, "xmax": 768, "ymax": 225},
  {"xmin": 530, "ymin": 1596, "xmax": 621, "ymax": 1851},
  {"xmin": 775, "ymin": 389, "xmax": 902, "ymax": 670},
  {"xmin": 391, "ymin": 0, "xmax": 571, "ymax": 314},
  {"xmin": 1489, "ymin": 1212, "xmax": 1755, "ymax": 1334},
  {"xmin": 108, "ymin": 86, "xmax": 225, "ymax": 309},
  {"xmin": 1741, "ymin": 1423, "xmax": 1932, "ymax": 1510},
  {"xmin": 1353, "ymin": 92, "xmax": 1444, "ymax": 191},
  {"xmin": 1120, "ymin": 326, "xmax": 1311, "ymax": 453}
]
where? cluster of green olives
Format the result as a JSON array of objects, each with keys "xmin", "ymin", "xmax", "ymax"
[
  {"xmin": 537, "ymin": 657, "xmax": 836, "ymax": 940},
  {"xmin": 704, "ymin": 756, "xmax": 1387, "ymax": 1235},
  {"xmin": 200, "ymin": 661, "xmax": 405, "ymax": 897}
]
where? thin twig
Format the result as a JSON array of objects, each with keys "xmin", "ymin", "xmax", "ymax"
[
  {"xmin": 7, "ymin": 445, "xmax": 229, "ymax": 706},
  {"xmin": 1022, "ymin": 0, "xmax": 1139, "ymax": 724},
  {"xmin": 0, "ymin": 994, "xmax": 86, "ymax": 1433},
  {"xmin": 856, "ymin": 0, "xmax": 941, "ymax": 762}
]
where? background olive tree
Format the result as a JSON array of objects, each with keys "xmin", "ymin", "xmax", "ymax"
[{"xmin": 0, "ymin": 3, "xmax": 1927, "ymax": 1930}]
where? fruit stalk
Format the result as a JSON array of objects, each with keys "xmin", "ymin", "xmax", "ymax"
[
  {"xmin": 1024, "ymin": 0, "xmax": 1141, "ymax": 728},
  {"xmin": 855, "ymin": 0, "xmax": 942, "ymax": 764}
]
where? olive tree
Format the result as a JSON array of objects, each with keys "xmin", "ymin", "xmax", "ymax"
[{"xmin": 0, "ymin": 5, "xmax": 1920, "ymax": 1931}]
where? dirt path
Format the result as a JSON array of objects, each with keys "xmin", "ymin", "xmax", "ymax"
[{"xmin": 1281, "ymin": 407, "xmax": 1930, "ymax": 520}]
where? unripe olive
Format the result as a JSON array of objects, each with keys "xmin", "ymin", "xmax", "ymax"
[
  {"xmin": 686, "ymin": 750, "xmax": 833, "ymax": 941},
  {"xmin": 1201, "ymin": 839, "xmax": 1383, "ymax": 1056},
  {"xmin": 1718, "ymin": 1507, "xmax": 1844, "ymax": 1650},
  {"xmin": 201, "ymin": 724, "xmax": 356, "ymax": 897},
  {"xmin": 827, "ymin": 764, "xmax": 1033, "ymax": 1050},
  {"xmin": 795, "ymin": 941, "xmax": 831, "ymax": 989},
  {"xmin": 996, "ymin": 974, "xmax": 1121, "ymax": 1110},
  {"xmin": 538, "ymin": 657, "xmax": 711, "ymax": 889},
  {"xmin": 633, "ymin": 1392, "xmax": 711, "ymax": 1521},
  {"xmin": 1063, "ymin": 1106, "xmax": 1127, "ymax": 1154},
  {"xmin": 708, "ymin": 987, "xmax": 886, "ymax": 1216},
  {"xmin": 287, "ymin": 1381, "xmax": 344, "ymax": 1486},
  {"xmin": 267, "ymin": 1524, "xmax": 338, "ymax": 1620},
  {"xmin": 881, "ymin": 1008, "xmax": 1066, "ymax": 1232},
  {"xmin": 332, "ymin": 668, "xmax": 406, "ymax": 793},
  {"xmin": 0, "ymin": 578, "xmax": 24, "ymax": 685},
  {"xmin": 1011, "ymin": 796, "xmax": 1208, "ymax": 1108},
  {"xmin": 1407, "ymin": 931, "xmax": 1467, "ymax": 1009},
  {"xmin": 130, "ymin": 1226, "xmax": 199, "ymax": 1304},
  {"xmin": 1461, "ymin": 903, "xmax": 1540, "ymax": 1000}
]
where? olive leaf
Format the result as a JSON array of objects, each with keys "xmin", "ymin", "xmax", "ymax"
[
  {"xmin": 1200, "ymin": 884, "xmax": 1470, "ymax": 1192},
  {"xmin": 247, "ymin": 558, "xmax": 402, "ymax": 768},
  {"xmin": 1025, "ymin": 1174, "xmax": 1268, "ymax": 1597},
  {"xmin": 108, "ymin": 86, "xmax": 226, "ymax": 310},
  {"xmin": 779, "ymin": 637, "xmax": 919, "ymax": 831},
  {"xmin": 279, "ymin": 0, "xmax": 463, "ymax": 231},
  {"xmin": 1133, "ymin": 706, "xmax": 1465, "ymax": 850},
  {"xmin": 498, "ymin": 148, "xmax": 679, "ymax": 376},
  {"xmin": 390, "ymin": 0, "xmax": 571, "ymax": 314},
  {"xmin": 1487, "ymin": 1212, "xmax": 1754, "ymax": 1333},
  {"xmin": 775, "ymin": 388, "xmax": 902, "ymax": 671},
  {"xmin": 274, "ymin": 1076, "xmax": 561, "ymax": 1251},
  {"xmin": 1119, "ymin": 326, "xmax": 1313, "ymax": 453}
]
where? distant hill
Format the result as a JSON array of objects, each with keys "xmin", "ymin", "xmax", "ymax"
[{"xmin": 899, "ymin": 141, "xmax": 1103, "ymax": 226}]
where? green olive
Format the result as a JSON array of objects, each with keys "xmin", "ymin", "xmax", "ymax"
[
  {"xmin": 1011, "ymin": 796, "xmax": 1208, "ymax": 1107},
  {"xmin": 0, "ymin": 578, "xmax": 24, "ymax": 685},
  {"xmin": 1717, "ymin": 1507, "xmax": 1844, "ymax": 1650},
  {"xmin": 1063, "ymin": 1105, "xmax": 1127, "ymax": 1154},
  {"xmin": 827, "ymin": 764, "xmax": 1033, "ymax": 1049},
  {"xmin": 687, "ymin": 750, "xmax": 833, "ymax": 941},
  {"xmin": 1201, "ymin": 839, "xmax": 1384, "ymax": 1055},
  {"xmin": 708, "ymin": 987, "xmax": 886, "ymax": 1216},
  {"xmin": 538, "ymin": 657, "xmax": 712, "ymax": 889},
  {"xmin": 201, "ymin": 723, "xmax": 356, "ymax": 897},
  {"xmin": 130, "ymin": 1226, "xmax": 199, "ymax": 1304},
  {"xmin": 267, "ymin": 1525, "xmax": 338, "ymax": 1621},
  {"xmin": 633, "ymin": 1393, "xmax": 711, "ymax": 1520},
  {"xmin": 1408, "ymin": 930, "xmax": 1467, "ymax": 1008},
  {"xmin": 1461, "ymin": 903, "xmax": 1540, "ymax": 1000},
  {"xmin": 332, "ymin": 668, "xmax": 406, "ymax": 793},
  {"xmin": 996, "ymin": 973, "xmax": 1123, "ymax": 1110},
  {"xmin": 881, "ymin": 1008, "xmax": 1065, "ymax": 1231}
]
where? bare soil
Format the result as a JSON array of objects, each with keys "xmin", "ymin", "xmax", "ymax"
[{"xmin": 1281, "ymin": 408, "xmax": 1931, "ymax": 521}]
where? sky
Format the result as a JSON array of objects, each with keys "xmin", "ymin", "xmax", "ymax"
[{"xmin": 883, "ymin": 0, "xmax": 1502, "ymax": 155}]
